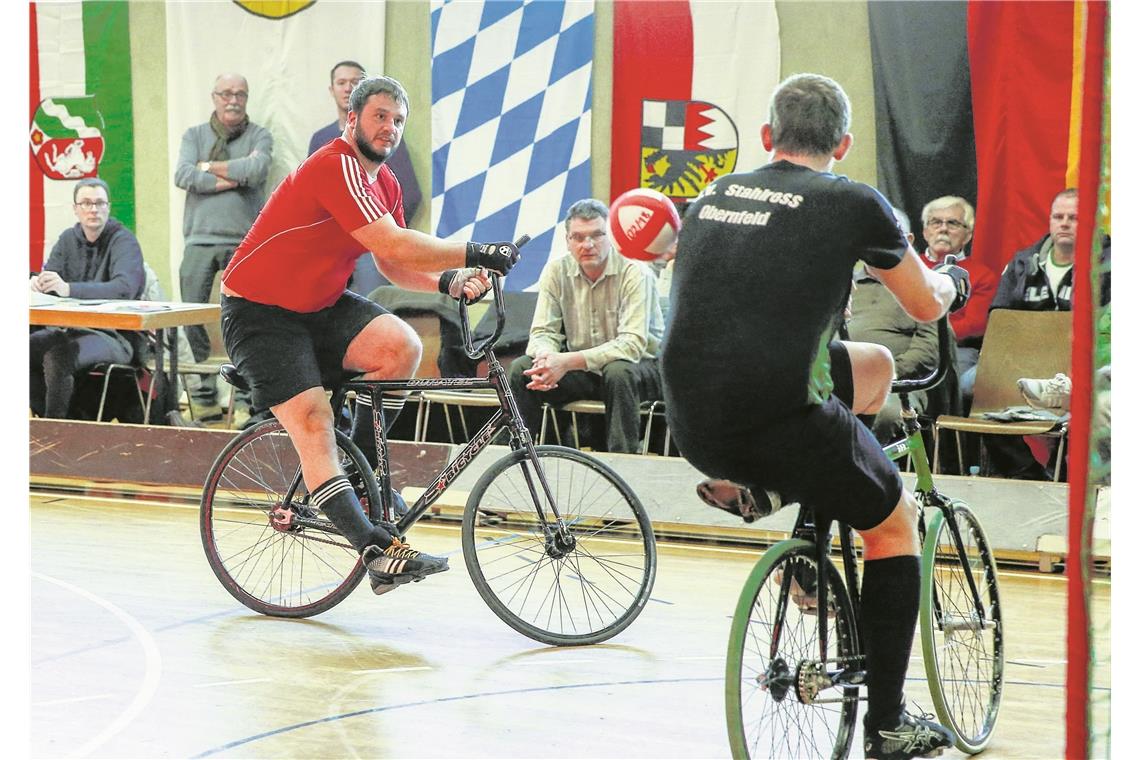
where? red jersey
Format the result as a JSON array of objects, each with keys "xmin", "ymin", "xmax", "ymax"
[{"xmin": 223, "ymin": 137, "xmax": 406, "ymax": 312}]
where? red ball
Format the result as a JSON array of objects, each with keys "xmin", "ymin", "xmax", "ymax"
[{"xmin": 608, "ymin": 188, "xmax": 681, "ymax": 261}]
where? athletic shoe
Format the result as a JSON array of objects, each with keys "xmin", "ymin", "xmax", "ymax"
[
  {"xmin": 363, "ymin": 539, "xmax": 449, "ymax": 593},
  {"xmin": 864, "ymin": 709, "xmax": 954, "ymax": 759},
  {"xmin": 1018, "ymin": 373, "xmax": 1072, "ymax": 411},
  {"xmin": 696, "ymin": 479, "xmax": 782, "ymax": 523}
]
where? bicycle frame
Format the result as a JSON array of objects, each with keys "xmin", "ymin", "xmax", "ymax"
[
  {"xmin": 775, "ymin": 316, "xmax": 988, "ymax": 683},
  {"xmin": 328, "ymin": 267, "xmax": 575, "ymax": 546}
]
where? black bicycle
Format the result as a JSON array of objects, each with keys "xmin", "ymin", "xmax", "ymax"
[
  {"xmin": 199, "ymin": 260, "xmax": 658, "ymax": 647},
  {"xmin": 725, "ymin": 317, "xmax": 1003, "ymax": 758}
]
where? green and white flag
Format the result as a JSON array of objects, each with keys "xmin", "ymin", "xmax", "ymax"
[{"xmin": 29, "ymin": 1, "xmax": 134, "ymax": 269}]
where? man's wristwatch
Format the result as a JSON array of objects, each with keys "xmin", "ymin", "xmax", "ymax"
[{"xmin": 198, "ymin": 161, "xmax": 211, "ymax": 173}]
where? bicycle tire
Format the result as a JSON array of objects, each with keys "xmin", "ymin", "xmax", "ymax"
[
  {"xmin": 200, "ymin": 418, "xmax": 382, "ymax": 618},
  {"xmin": 461, "ymin": 445, "xmax": 657, "ymax": 646},
  {"xmin": 726, "ymin": 541, "xmax": 859, "ymax": 760},
  {"xmin": 920, "ymin": 501, "xmax": 1004, "ymax": 753}
]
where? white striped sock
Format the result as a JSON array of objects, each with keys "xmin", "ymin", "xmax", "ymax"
[{"xmin": 311, "ymin": 476, "xmax": 353, "ymax": 509}]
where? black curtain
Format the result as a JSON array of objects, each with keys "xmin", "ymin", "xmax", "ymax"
[{"xmin": 868, "ymin": 1, "xmax": 977, "ymax": 239}]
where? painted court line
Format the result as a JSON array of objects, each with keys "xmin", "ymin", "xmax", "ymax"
[
  {"xmin": 352, "ymin": 666, "xmax": 433, "ymax": 675},
  {"xmin": 33, "ymin": 571, "xmax": 163, "ymax": 759}
]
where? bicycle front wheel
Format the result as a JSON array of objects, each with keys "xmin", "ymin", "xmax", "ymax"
[
  {"xmin": 200, "ymin": 419, "xmax": 380, "ymax": 618},
  {"xmin": 461, "ymin": 445, "xmax": 657, "ymax": 646},
  {"xmin": 920, "ymin": 501, "xmax": 1004, "ymax": 753},
  {"xmin": 726, "ymin": 541, "xmax": 860, "ymax": 760}
]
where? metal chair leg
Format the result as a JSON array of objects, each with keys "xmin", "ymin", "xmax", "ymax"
[
  {"xmin": 641, "ymin": 402, "xmax": 656, "ymax": 456},
  {"xmin": 933, "ymin": 426, "xmax": 942, "ymax": 474},
  {"xmin": 1053, "ymin": 433, "xmax": 1067, "ymax": 482}
]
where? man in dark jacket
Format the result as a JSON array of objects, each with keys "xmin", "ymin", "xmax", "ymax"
[
  {"xmin": 30, "ymin": 178, "xmax": 145, "ymax": 418},
  {"xmin": 983, "ymin": 188, "xmax": 1078, "ymax": 479},
  {"xmin": 991, "ymin": 188, "xmax": 1077, "ymax": 313}
]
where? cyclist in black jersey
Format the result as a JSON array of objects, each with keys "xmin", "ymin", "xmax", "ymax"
[{"xmin": 661, "ymin": 73, "xmax": 970, "ymax": 760}]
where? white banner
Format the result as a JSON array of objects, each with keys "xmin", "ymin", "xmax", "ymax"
[{"xmin": 164, "ymin": 0, "xmax": 388, "ymax": 289}]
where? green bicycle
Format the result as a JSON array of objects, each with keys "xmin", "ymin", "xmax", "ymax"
[{"xmin": 725, "ymin": 317, "xmax": 1003, "ymax": 759}]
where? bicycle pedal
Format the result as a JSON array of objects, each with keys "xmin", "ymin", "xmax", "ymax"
[
  {"xmin": 696, "ymin": 479, "xmax": 780, "ymax": 523},
  {"xmin": 371, "ymin": 581, "xmax": 401, "ymax": 596}
]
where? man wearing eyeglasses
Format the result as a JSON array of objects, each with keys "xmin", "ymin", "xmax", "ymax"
[
  {"xmin": 30, "ymin": 177, "xmax": 145, "ymax": 419},
  {"xmin": 174, "ymin": 72, "xmax": 273, "ymax": 412},
  {"xmin": 507, "ymin": 198, "xmax": 665, "ymax": 454},
  {"xmin": 308, "ymin": 61, "xmax": 423, "ymax": 298},
  {"xmin": 918, "ymin": 196, "xmax": 995, "ymax": 409}
]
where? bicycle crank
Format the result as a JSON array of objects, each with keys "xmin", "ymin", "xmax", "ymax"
[{"xmin": 796, "ymin": 656, "xmax": 865, "ymax": 705}]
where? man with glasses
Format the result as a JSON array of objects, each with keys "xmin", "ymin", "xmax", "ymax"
[
  {"xmin": 30, "ymin": 177, "xmax": 145, "ymax": 419},
  {"xmin": 174, "ymin": 73, "xmax": 273, "ymax": 413},
  {"xmin": 308, "ymin": 60, "xmax": 423, "ymax": 298},
  {"xmin": 507, "ymin": 198, "xmax": 665, "ymax": 454},
  {"xmin": 917, "ymin": 196, "xmax": 995, "ymax": 409}
]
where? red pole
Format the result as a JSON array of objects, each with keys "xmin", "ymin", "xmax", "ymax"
[{"xmin": 1064, "ymin": 3, "xmax": 1107, "ymax": 758}]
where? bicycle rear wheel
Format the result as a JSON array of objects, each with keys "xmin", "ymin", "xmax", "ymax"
[
  {"xmin": 920, "ymin": 501, "xmax": 1004, "ymax": 753},
  {"xmin": 200, "ymin": 419, "xmax": 381, "ymax": 618},
  {"xmin": 461, "ymin": 445, "xmax": 657, "ymax": 646},
  {"xmin": 726, "ymin": 541, "xmax": 859, "ymax": 760}
]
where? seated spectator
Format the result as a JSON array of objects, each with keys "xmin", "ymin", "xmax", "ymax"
[
  {"xmin": 983, "ymin": 188, "xmax": 1078, "ymax": 479},
  {"xmin": 917, "ymin": 196, "xmax": 995, "ymax": 411},
  {"xmin": 507, "ymin": 198, "xmax": 664, "ymax": 453},
  {"xmin": 30, "ymin": 178, "xmax": 145, "ymax": 419},
  {"xmin": 847, "ymin": 207, "xmax": 940, "ymax": 443}
]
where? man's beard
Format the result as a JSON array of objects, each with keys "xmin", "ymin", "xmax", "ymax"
[{"xmin": 355, "ymin": 131, "xmax": 391, "ymax": 164}]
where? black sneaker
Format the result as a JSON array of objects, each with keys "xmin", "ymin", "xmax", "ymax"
[
  {"xmin": 864, "ymin": 710, "xmax": 954, "ymax": 759},
  {"xmin": 363, "ymin": 539, "xmax": 449, "ymax": 594}
]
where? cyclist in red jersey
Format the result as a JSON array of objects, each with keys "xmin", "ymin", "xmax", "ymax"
[{"xmin": 219, "ymin": 76, "xmax": 520, "ymax": 592}]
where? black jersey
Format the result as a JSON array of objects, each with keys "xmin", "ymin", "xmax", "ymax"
[{"xmin": 661, "ymin": 160, "xmax": 907, "ymax": 440}]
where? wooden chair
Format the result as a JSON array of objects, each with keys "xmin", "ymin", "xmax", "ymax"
[{"xmin": 933, "ymin": 309, "xmax": 1072, "ymax": 480}]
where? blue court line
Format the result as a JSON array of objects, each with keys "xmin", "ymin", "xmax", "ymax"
[{"xmin": 191, "ymin": 676, "xmax": 719, "ymax": 757}]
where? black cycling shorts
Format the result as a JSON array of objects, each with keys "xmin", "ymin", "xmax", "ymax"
[
  {"xmin": 220, "ymin": 291, "xmax": 389, "ymax": 410},
  {"xmin": 674, "ymin": 341, "xmax": 901, "ymax": 531}
]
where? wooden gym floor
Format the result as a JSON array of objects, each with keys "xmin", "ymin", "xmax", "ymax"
[{"xmin": 29, "ymin": 491, "xmax": 1109, "ymax": 758}]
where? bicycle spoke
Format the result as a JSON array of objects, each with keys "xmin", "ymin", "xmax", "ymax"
[
  {"xmin": 201, "ymin": 421, "xmax": 366, "ymax": 617},
  {"xmin": 463, "ymin": 447, "xmax": 656, "ymax": 645}
]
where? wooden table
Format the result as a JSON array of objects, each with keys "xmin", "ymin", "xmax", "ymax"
[{"xmin": 30, "ymin": 298, "xmax": 222, "ymax": 424}]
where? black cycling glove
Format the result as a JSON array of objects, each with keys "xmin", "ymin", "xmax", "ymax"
[
  {"xmin": 465, "ymin": 241, "xmax": 520, "ymax": 275},
  {"xmin": 438, "ymin": 267, "xmax": 489, "ymax": 304},
  {"xmin": 934, "ymin": 263, "xmax": 971, "ymax": 312}
]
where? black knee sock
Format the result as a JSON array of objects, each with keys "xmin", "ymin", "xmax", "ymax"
[
  {"xmin": 860, "ymin": 555, "xmax": 921, "ymax": 729},
  {"xmin": 351, "ymin": 393, "xmax": 407, "ymax": 470},
  {"xmin": 311, "ymin": 475, "xmax": 392, "ymax": 553}
]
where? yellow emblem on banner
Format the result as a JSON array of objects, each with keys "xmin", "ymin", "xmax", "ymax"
[{"xmin": 234, "ymin": 0, "xmax": 316, "ymax": 20}]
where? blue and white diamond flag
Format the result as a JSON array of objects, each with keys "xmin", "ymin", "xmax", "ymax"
[{"xmin": 431, "ymin": 0, "xmax": 594, "ymax": 291}]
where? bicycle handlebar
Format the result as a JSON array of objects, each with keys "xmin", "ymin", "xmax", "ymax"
[
  {"xmin": 889, "ymin": 254, "xmax": 962, "ymax": 395},
  {"xmin": 459, "ymin": 234, "xmax": 531, "ymax": 360}
]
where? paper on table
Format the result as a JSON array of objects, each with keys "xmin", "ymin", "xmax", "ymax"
[{"xmin": 29, "ymin": 292, "xmax": 64, "ymax": 307}]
